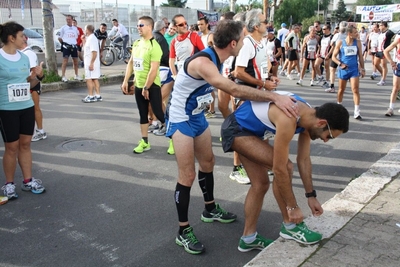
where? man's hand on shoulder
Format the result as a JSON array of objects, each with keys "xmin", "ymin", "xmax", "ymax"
[{"xmin": 273, "ymin": 94, "xmax": 299, "ymax": 118}]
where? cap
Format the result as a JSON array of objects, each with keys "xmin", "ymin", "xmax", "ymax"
[
  {"xmin": 281, "ymin": 23, "xmax": 287, "ymax": 27},
  {"xmin": 268, "ymin": 28, "xmax": 275, "ymax": 33}
]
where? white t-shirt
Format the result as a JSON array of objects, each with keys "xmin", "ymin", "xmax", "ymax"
[
  {"xmin": 21, "ymin": 47, "xmax": 37, "ymax": 68},
  {"xmin": 84, "ymin": 34, "xmax": 100, "ymax": 65},
  {"xmin": 111, "ymin": 23, "xmax": 129, "ymax": 38},
  {"xmin": 59, "ymin": 25, "xmax": 79, "ymax": 45},
  {"xmin": 277, "ymin": 28, "xmax": 289, "ymax": 47},
  {"xmin": 369, "ymin": 32, "xmax": 380, "ymax": 52}
]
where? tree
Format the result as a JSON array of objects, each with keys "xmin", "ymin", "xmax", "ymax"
[
  {"xmin": 331, "ymin": 0, "xmax": 353, "ymax": 23},
  {"xmin": 160, "ymin": 0, "xmax": 187, "ymax": 8},
  {"xmin": 41, "ymin": 0, "xmax": 58, "ymax": 76},
  {"xmin": 274, "ymin": 0, "xmax": 328, "ymax": 27}
]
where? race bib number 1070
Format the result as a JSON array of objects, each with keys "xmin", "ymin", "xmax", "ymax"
[{"xmin": 7, "ymin": 83, "xmax": 30, "ymax": 102}]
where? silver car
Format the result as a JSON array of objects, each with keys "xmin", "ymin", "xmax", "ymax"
[{"xmin": 26, "ymin": 27, "xmax": 62, "ymax": 51}]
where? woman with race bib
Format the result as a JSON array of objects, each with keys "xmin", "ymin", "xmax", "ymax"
[
  {"xmin": 0, "ymin": 22, "xmax": 45, "ymax": 200},
  {"xmin": 331, "ymin": 24, "xmax": 365, "ymax": 120}
]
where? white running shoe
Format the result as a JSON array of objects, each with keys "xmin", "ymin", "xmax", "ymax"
[
  {"xmin": 377, "ymin": 80, "xmax": 385, "ymax": 86},
  {"xmin": 296, "ymin": 79, "xmax": 303, "ymax": 86},
  {"xmin": 74, "ymin": 75, "xmax": 83, "ymax": 81},
  {"xmin": 287, "ymin": 74, "xmax": 294, "ymax": 80},
  {"xmin": 61, "ymin": 77, "xmax": 68, "ymax": 82}
]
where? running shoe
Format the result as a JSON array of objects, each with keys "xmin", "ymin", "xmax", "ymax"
[
  {"xmin": 95, "ymin": 96, "xmax": 103, "ymax": 102},
  {"xmin": 321, "ymin": 82, "xmax": 330, "ymax": 89},
  {"xmin": 82, "ymin": 95, "xmax": 97, "ymax": 103},
  {"xmin": 21, "ymin": 178, "xmax": 45, "ymax": 194},
  {"xmin": 354, "ymin": 110, "xmax": 362, "ymax": 120},
  {"xmin": 133, "ymin": 139, "xmax": 151, "ymax": 154},
  {"xmin": 238, "ymin": 234, "xmax": 274, "ymax": 252},
  {"xmin": 167, "ymin": 139, "xmax": 175, "ymax": 155},
  {"xmin": 377, "ymin": 80, "xmax": 386, "ymax": 86},
  {"xmin": 153, "ymin": 125, "xmax": 166, "ymax": 136},
  {"xmin": 279, "ymin": 222, "xmax": 322, "ymax": 245},
  {"xmin": 370, "ymin": 73, "xmax": 377, "ymax": 80},
  {"xmin": 385, "ymin": 108, "xmax": 394, "ymax": 117},
  {"xmin": 325, "ymin": 87, "xmax": 335, "ymax": 93},
  {"xmin": 2, "ymin": 183, "xmax": 18, "ymax": 199},
  {"xmin": 61, "ymin": 77, "xmax": 68, "ymax": 82},
  {"xmin": 229, "ymin": 166, "xmax": 250, "ymax": 184},
  {"xmin": 200, "ymin": 203, "xmax": 237, "ymax": 223},
  {"xmin": 310, "ymin": 80, "xmax": 315, "ymax": 86},
  {"xmin": 31, "ymin": 130, "xmax": 47, "ymax": 142},
  {"xmin": 175, "ymin": 226, "xmax": 205, "ymax": 255},
  {"xmin": 74, "ymin": 75, "xmax": 83, "ymax": 81},
  {"xmin": 148, "ymin": 124, "xmax": 159, "ymax": 133},
  {"xmin": 296, "ymin": 79, "xmax": 303, "ymax": 86},
  {"xmin": 205, "ymin": 111, "xmax": 216, "ymax": 118},
  {"xmin": 287, "ymin": 74, "xmax": 294, "ymax": 80}
]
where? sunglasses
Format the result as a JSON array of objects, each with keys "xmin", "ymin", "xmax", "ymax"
[
  {"xmin": 137, "ymin": 24, "xmax": 145, "ymax": 28},
  {"xmin": 326, "ymin": 123, "xmax": 335, "ymax": 139},
  {"xmin": 176, "ymin": 22, "xmax": 187, "ymax": 27}
]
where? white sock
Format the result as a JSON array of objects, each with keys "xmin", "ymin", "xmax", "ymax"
[
  {"xmin": 354, "ymin": 105, "xmax": 360, "ymax": 112},
  {"xmin": 37, "ymin": 128, "xmax": 44, "ymax": 134},
  {"xmin": 389, "ymin": 103, "xmax": 394, "ymax": 109},
  {"xmin": 241, "ymin": 232, "xmax": 257, "ymax": 243}
]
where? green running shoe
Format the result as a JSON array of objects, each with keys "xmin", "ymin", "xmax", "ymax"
[
  {"xmin": 175, "ymin": 226, "xmax": 205, "ymax": 255},
  {"xmin": 279, "ymin": 222, "xmax": 322, "ymax": 245},
  {"xmin": 238, "ymin": 234, "xmax": 274, "ymax": 252},
  {"xmin": 201, "ymin": 203, "xmax": 237, "ymax": 223},
  {"xmin": 133, "ymin": 139, "xmax": 151, "ymax": 154}
]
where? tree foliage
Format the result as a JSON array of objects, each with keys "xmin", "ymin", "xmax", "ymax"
[
  {"xmin": 273, "ymin": 0, "xmax": 329, "ymax": 28},
  {"xmin": 160, "ymin": 0, "xmax": 187, "ymax": 8},
  {"xmin": 331, "ymin": 0, "xmax": 353, "ymax": 22}
]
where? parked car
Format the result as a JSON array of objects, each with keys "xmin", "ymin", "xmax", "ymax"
[
  {"xmin": 27, "ymin": 27, "xmax": 61, "ymax": 51},
  {"xmin": 23, "ymin": 28, "xmax": 45, "ymax": 52}
]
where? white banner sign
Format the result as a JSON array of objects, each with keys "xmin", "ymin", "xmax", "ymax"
[
  {"xmin": 356, "ymin": 4, "xmax": 400, "ymax": 14},
  {"xmin": 361, "ymin": 12, "xmax": 393, "ymax": 22}
]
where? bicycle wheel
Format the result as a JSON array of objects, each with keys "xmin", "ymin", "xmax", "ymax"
[
  {"xmin": 124, "ymin": 47, "xmax": 132, "ymax": 64},
  {"xmin": 101, "ymin": 47, "xmax": 115, "ymax": 66}
]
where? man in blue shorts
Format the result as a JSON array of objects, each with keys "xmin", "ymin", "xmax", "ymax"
[
  {"xmin": 166, "ymin": 20, "xmax": 300, "ymax": 255},
  {"xmin": 221, "ymin": 92, "xmax": 349, "ymax": 251}
]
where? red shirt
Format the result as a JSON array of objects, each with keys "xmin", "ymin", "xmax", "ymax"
[
  {"xmin": 169, "ymin": 31, "xmax": 205, "ymax": 61},
  {"xmin": 76, "ymin": 27, "xmax": 84, "ymax": 46}
]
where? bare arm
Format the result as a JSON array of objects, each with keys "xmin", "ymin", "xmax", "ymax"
[
  {"xmin": 357, "ymin": 39, "xmax": 365, "ymax": 77},
  {"xmin": 189, "ymin": 57, "xmax": 299, "ymax": 117},
  {"xmin": 169, "ymin": 58, "xmax": 177, "ymax": 77},
  {"xmin": 331, "ymin": 40, "xmax": 342, "ymax": 65},
  {"xmin": 297, "ymin": 131, "xmax": 323, "ymax": 217},
  {"xmin": 384, "ymin": 39, "xmax": 398, "ymax": 68}
]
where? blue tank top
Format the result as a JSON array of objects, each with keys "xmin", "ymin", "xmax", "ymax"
[
  {"xmin": 167, "ymin": 47, "xmax": 222, "ymax": 122},
  {"xmin": 234, "ymin": 91, "xmax": 310, "ymax": 137},
  {"xmin": 339, "ymin": 39, "xmax": 358, "ymax": 71}
]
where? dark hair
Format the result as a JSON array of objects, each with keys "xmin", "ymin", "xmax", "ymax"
[
  {"xmin": 190, "ymin": 24, "xmax": 199, "ymax": 32},
  {"xmin": 380, "ymin": 21, "xmax": 388, "ymax": 27},
  {"xmin": 222, "ymin": 12, "xmax": 235, "ymax": 20},
  {"xmin": 0, "ymin": 21, "xmax": 24, "ymax": 45},
  {"xmin": 100, "ymin": 23, "xmax": 107, "ymax": 27},
  {"xmin": 139, "ymin": 16, "xmax": 154, "ymax": 30},
  {"xmin": 172, "ymin": 14, "xmax": 185, "ymax": 26},
  {"xmin": 112, "ymin": 19, "xmax": 118, "ymax": 22},
  {"xmin": 315, "ymin": 103, "xmax": 349, "ymax": 133},
  {"xmin": 213, "ymin": 20, "xmax": 243, "ymax": 49},
  {"xmin": 325, "ymin": 25, "xmax": 331, "ymax": 30},
  {"xmin": 72, "ymin": 19, "xmax": 77, "ymax": 23},
  {"xmin": 198, "ymin": 17, "xmax": 211, "ymax": 30}
]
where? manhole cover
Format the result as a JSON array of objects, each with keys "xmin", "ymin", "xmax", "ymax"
[{"xmin": 57, "ymin": 139, "xmax": 103, "ymax": 151}]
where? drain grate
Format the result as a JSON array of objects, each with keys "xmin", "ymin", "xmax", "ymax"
[{"xmin": 56, "ymin": 139, "xmax": 103, "ymax": 151}]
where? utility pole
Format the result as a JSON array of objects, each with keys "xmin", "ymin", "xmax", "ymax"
[
  {"xmin": 230, "ymin": 0, "xmax": 236, "ymax": 12},
  {"xmin": 41, "ymin": 0, "xmax": 57, "ymax": 75},
  {"xmin": 151, "ymin": 0, "xmax": 155, "ymax": 19}
]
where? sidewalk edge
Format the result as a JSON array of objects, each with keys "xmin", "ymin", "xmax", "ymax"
[{"xmin": 244, "ymin": 142, "xmax": 400, "ymax": 267}]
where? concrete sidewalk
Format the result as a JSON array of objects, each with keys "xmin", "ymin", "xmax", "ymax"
[
  {"xmin": 41, "ymin": 60, "xmax": 128, "ymax": 93},
  {"xmin": 246, "ymin": 143, "xmax": 400, "ymax": 267}
]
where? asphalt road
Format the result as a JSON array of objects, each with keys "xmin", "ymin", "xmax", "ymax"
[{"xmin": 1, "ymin": 71, "xmax": 399, "ymax": 267}]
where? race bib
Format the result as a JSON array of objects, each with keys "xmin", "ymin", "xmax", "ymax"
[
  {"xmin": 344, "ymin": 46, "xmax": 357, "ymax": 56},
  {"xmin": 133, "ymin": 58, "xmax": 144, "ymax": 71},
  {"xmin": 192, "ymin": 93, "xmax": 213, "ymax": 115},
  {"xmin": 307, "ymin": 45, "xmax": 316, "ymax": 52},
  {"xmin": 7, "ymin": 83, "xmax": 30, "ymax": 102},
  {"xmin": 261, "ymin": 62, "xmax": 269, "ymax": 79}
]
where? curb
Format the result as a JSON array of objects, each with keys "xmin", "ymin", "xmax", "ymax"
[
  {"xmin": 245, "ymin": 142, "xmax": 400, "ymax": 267},
  {"xmin": 41, "ymin": 74, "xmax": 125, "ymax": 93}
]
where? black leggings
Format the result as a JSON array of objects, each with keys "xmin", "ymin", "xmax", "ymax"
[{"xmin": 135, "ymin": 84, "xmax": 165, "ymax": 124}]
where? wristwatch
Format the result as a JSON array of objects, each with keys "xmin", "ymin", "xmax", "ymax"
[
  {"xmin": 305, "ymin": 190, "xmax": 317, "ymax": 198},
  {"xmin": 143, "ymin": 86, "xmax": 148, "ymax": 90}
]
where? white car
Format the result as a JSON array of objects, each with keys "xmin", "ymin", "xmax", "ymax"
[{"xmin": 26, "ymin": 27, "xmax": 61, "ymax": 51}]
